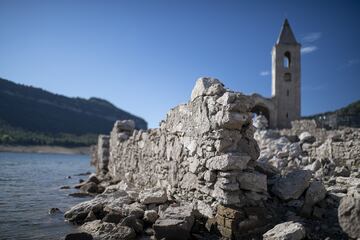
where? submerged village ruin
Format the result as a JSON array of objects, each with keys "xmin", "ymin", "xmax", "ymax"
[{"xmin": 63, "ymin": 20, "xmax": 360, "ymax": 240}]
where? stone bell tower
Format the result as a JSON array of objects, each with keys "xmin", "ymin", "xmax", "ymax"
[{"xmin": 272, "ymin": 19, "xmax": 301, "ymax": 128}]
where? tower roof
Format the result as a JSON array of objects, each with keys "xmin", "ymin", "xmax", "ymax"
[{"xmin": 276, "ymin": 19, "xmax": 299, "ymax": 45}]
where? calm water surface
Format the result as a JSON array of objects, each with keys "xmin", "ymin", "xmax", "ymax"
[{"xmin": 0, "ymin": 152, "xmax": 94, "ymax": 240}]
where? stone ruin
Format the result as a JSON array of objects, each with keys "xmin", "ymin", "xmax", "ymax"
[{"xmin": 69, "ymin": 77, "xmax": 360, "ymax": 240}]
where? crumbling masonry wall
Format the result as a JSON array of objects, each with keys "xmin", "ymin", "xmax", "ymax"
[{"xmin": 100, "ymin": 78, "xmax": 269, "ymax": 211}]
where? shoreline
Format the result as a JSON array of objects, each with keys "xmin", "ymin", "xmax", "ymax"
[{"xmin": 0, "ymin": 145, "xmax": 91, "ymax": 155}]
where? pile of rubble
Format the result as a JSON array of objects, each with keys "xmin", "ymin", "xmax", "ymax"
[{"xmin": 64, "ymin": 78, "xmax": 360, "ymax": 240}]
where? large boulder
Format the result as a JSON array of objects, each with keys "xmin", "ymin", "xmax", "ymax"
[
  {"xmin": 271, "ymin": 170, "xmax": 312, "ymax": 201},
  {"xmin": 64, "ymin": 191, "xmax": 133, "ymax": 224},
  {"xmin": 338, "ymin": 195, "xmax": 360, "ymax": 239},
  {"xmin": 80, "ymin": 220, "xmax": 136, "ymax": 240},
  {"xmin": 153, "ymin": 203, "xmax": 195, "ymax": 240},
  {"xmin": 263, "ymin": 221, "xmax": 306, "ymax": 240}
]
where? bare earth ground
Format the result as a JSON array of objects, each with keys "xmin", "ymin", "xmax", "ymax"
[{"xmin": 0, "ymin": 145, "xmax": 90, "ymax": 155}]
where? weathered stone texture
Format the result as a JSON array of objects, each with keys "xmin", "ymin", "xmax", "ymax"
[
  {"xmin": 105, "ymin": 77, "xmax": 262, "ymax": 208},
  {"xmin": 338, "ymin": 194, "xmax": 360, "ymax": 239},
  {"xmin": 263, "ymin": 221, "xmax": 306, "ymax": 240}
]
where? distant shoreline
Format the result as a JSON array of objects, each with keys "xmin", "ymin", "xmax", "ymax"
[{"xmin": 0, "ymin": 145, "xmax": 91, "ymax": 155}]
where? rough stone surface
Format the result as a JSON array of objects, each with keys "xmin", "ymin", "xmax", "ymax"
[
  {"xmin": 190, "ymin": 77, "xmax": 225, "ymax": 101},
  {"xmin": 263, "ymin": 221, "xmax": 306, "ymax": 240},
  {"xmin": 80, "ymin": 220, "xmax": 136, "ymax": 240},
  {"xmin": 338, "ymin": 195, "xmax": 360, "ymax": 239},
  {"xmin": 153, "ymin": 203, "xmax": 195, "ymax": 240},
  {"xmin": 80, "ymin": 182, "xmax": 98, "ymax": 194},
  {"xmin": 271, "ymin": 170, "xmax": 312, "ymax": 200},
  {"xmin": 104, "ymin": 78, "xmax": 260, "ymax": 207},
  {"xmin": 143, "ymin": 210, "xmax": 159, "ymax": 223},
  {"xmin": 304, "ymin": 181, "xmax": 326, "ymax": 206},
  {"xmin": 64, "ymin": 191, "xmax": 132, "ymax": 224},
  {"xmin": 237, "ymin": 171, "xmax": 267, "ymax": 193},
  {"xmin": 139, "ymin": 188, "xmax": 167, "ymax": 205}
]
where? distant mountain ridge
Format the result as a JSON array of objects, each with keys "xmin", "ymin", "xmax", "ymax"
[
  {"xmin": 305, "ymin": 100, "xmax": 360, "ymax": 128},
  {"xmin": 0, "ymin": 77, "xmax": 147, "ymax": 146}
]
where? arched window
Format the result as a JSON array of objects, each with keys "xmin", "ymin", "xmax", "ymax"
[
  {"xmin": 283, "ymin": 51, "xmax": 291, "ymax": 68},
  {"xmin": 284, "ymin": 73, "xmax": 291, "ymax": 82}
]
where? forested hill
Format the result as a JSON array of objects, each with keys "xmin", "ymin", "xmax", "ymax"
[
  {"xmin": 305, "ymin": 100, "xmax": 360, "ymax": 128},
  {"xmin": 0, "ymin": 77, "xmax": 147, "ymax": 146}
]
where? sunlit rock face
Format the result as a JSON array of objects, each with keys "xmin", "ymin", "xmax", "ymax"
[{"xmin": 101, "ymin": 77, "xmax": 265, "ymax": 213}]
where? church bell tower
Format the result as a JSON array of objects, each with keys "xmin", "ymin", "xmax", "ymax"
[{"xmin": 272, "ymin": 19, "xmax": 301, "ymax": 128}]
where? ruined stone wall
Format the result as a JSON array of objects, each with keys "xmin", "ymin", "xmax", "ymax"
[
  {"xmin": 278, "ymin": 119, "xmax": 360, "ymax": 167},
  {"xmin": 106, "ymin": 78, "xmax": 267, "ymax": 210}
]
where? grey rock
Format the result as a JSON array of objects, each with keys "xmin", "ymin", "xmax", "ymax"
[
  {"xmin": 237, "ymin": 171, "xmax": 267, "ymax": 193},
  {"xmin": 103, "ymin": 211, "xmax": 122, "ymax": 224},
  {"xmin": 206, "ymin": 153, "xmax": 251, "ymax": 171},
  {"xmin": 338, "ymin": 195, "xmax": 360, "ymax": 239},
  {"xmin": 48, "ymin": 207, "xmax": 61, "ymax": 215},
  {"xmin": 255, "ymin": 161, "xmax": 280, "ymax": 177},
  {"xmin": 122, "ymin": 203, "xmax": 145, "ymax": 219},
  {"xmin": 143, "ymin": 210, "xmax": 159, "ymax": 223},
  {"xmin": 87, "ymin": 173, "xmax": 100, "ymax": 184},
  {"xmin": 139, "ymin": 188, "xmax": 167, "ymax": 205},
  {"xmin": 253, "ymin": 114, "xmax": 268, "ymax": 130},
  {"xmin": 304, "ymin": 181, "xmax": 327, "ymax": 206},
  {"xmin": 334, "ymin": 166, "xmax": 350, "ymax": 177},
  {"xmin": 80, "ymin": 182, "xmax": 98, "ymax": 194},
  {"xmin": 114, "ymin": 120, "xmax": 135, "ymax": 132},
  {"xmin": 120, "ymin": 215, "xmax": 144, "ymax": 234},
  {"xmin": 299, "ymin": 131, "xmax": 316, "ymax": 143},
  {"xmin": 271, "ymin": 170, "xmax": 312, "ymax": 201},
  {"xmin": 304, "ymin": 159, "xmax": 321, "ymax": 172},
  {"xmin": 153, "ymin": 203, "xmax": 195, "ymax": 240},
  {"xmin": 263, "ymin": 221, "xmax": 306, "ymax": 240},
  {"xmin": 64, "ymin": 191, "xmax": 132, "ymax": 224},
  {"xmin": 196, "ymin": 200, "xmax": 214, "ymax": 218},
  {"xmin": 84, "ymin": 210, "xmax": 97, "ymax": 222},
  {"xmin": 190, "ymin": 77, "xmax": 225, "ymax": 101},
  {"xmin": 80, "ymin": 220, "xmax": 136, "ymax": 240}
]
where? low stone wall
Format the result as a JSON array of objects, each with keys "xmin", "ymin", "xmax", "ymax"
[{"xmin": 100, "ymin": 78, "xmax": 268, "ymax": 213}]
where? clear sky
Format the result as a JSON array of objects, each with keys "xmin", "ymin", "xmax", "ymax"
[{"xmin": 0, "ymin": 0, "xmax": 359, "ymax": 128}]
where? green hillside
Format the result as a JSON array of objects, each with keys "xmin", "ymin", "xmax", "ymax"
[{"xmin": 0, "ymin": 77, "xmax": 147, "ymax": 146}]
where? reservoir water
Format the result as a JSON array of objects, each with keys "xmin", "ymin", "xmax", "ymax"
[{"xmin": 0, "ymin": 152, "xmax": 94, "ymax": 240}]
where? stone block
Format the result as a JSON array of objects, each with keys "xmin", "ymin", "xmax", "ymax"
[{"xmin": 206, "ymin": 153, "xmax": 251, "ymax": 171}]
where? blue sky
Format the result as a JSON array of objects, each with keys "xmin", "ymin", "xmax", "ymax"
[{"xmin": 0, "ymin": 0, "xmax": 359, "ymax": 128}]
